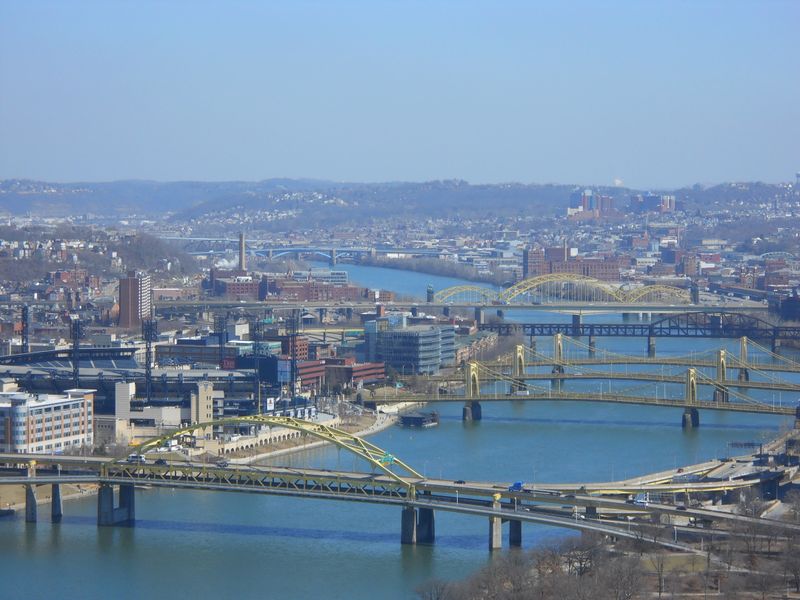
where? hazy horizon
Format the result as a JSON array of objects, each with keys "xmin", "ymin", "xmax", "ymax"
[{"xmin": 1, "ymin": 1, "xmax": 798, "ymax": 188}]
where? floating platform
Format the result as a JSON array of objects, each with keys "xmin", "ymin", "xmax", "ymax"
[{"xmin": 399, "ymin": 411, "xmax": 439, "ymax": 428}]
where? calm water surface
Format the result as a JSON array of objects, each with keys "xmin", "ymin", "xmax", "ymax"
[{"xmin": 2, "ymin": 265, "xmax": 795, "ymax": 600}]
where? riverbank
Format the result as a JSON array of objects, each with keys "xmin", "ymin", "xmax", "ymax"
[
  {"xmin": 236, "ymin": 410, "xmax": 399, "ymax": 465},
  {"xmin": 0, "ymin": 483, "xmax": 98, "ymax": 515},
  {"xmin": 353, "ymin": 256, "xmax": 505, "ymax": 288}
]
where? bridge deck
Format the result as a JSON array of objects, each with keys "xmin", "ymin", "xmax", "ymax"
[{"xmin": 376, "ymin": 393, "xmax": 796, "ymax": 415}]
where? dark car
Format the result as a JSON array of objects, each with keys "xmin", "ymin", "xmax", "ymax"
[
  {"xmin": 154, "ymin": 458, "xmax": 167, "ymax": 466},
  {"xmin": 453, "ymin": 480, "xmax": 465, "ymax": 485},
  {"xmin": 216, "ymin": 460, "xmax": 230, "ymax": 468}
]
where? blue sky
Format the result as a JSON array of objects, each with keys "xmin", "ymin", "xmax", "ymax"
[{"xmin": 0, "ymin": 0, "xmax": 797, "ymax": 188}]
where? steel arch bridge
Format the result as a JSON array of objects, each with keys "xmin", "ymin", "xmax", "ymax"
[
  {"xmin": 500, "ymin": 274, "xmax": 623, "ymax": 303},
  {"xmin": 432, "ymin": 285, "xmax": 499, "ymax": 304},
  {"xmin": 432, "ymin": 274, "xmax": 692, "ymax": 304},
  {"xmin": 623, "ymin": 284, "xmax": 691, "ymax": 303},
  {"xmin": 760, "ymin": 251, "xmax": 795, "ymax": 261},
  {"xmin": 135, "ymin": 415, "xmax": 422, "ymax": 484}
]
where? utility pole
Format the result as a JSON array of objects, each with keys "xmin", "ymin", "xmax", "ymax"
[
  {"xmin": 250, "ymin": 317, "xmax": 267, "ymax": 413},
  {"xmin": 69, "ymin": 315, "xmax": 83, "ymax": 389},
  {"xmin": 214, "ymin": 312, "xmax": 228, "ymax": 368},
  {"xmin": 142, "ymin": 318, "xmax": 158, "ymax": 404},
  {"xmin": 21, "ymin": 305, "xmax": 30, "ymax": 354},
  {"xmin": 287, "ymin": 308, "xmax": 301, "ymax": 403}
]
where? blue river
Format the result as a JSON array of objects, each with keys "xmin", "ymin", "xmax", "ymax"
[{"xmin": 1, "ymin": 264, "xmax": 795, "ymax": 600}]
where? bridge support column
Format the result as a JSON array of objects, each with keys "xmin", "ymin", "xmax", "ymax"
[
  {"xmin": 588, "ymin": 336, "xmax": 596, "ymax": 357},
  {"xmin": 682, "ymin": 408, "xmax": 700, "ymax": 429},
  {"xmin": 738, "ymin": 368, "xmax": 750, "ymax": 382},
  {"xmin": 772, "ymin": 338, "xmax": 781, "ymax": 353},
  {"xmin": 713, "ymin": 387, "xmax": 729, "ymax": 403},
  {"xmin": 417, "ymin": 508, "xmax": 435, "ymax": 544},
  {"xmin": 329, "ymin": 249, "xmax": 337, "ymax": 266},
  {"xmin": 474, "ymin": 307, "xmax": 484, "ymax": 325},
  {"xmin": 550, "ymin": 365, "xmax": 564, "ymax": 391},
  {"xmin": 489, "ymin": 500, "xmax": 502, "ymax": 551},
  {"xmin": 795, "ymin": 406, "xmax": 800, "ymax": 430},
  {"xmin": 509, "ymin": 520, "xmax": 522, "ymax": 548},
  {"xmin": 647, "ymin": 336, "xmax": 656, "ymax": 357},
  {"xmin": 51, "ymin": 483, "xmax": 62, "ymax": 522},
  {"xmin": 98, "ymin": 483, "xmax": 135, "ymax": 526},
  {"xmin": 401, "ymin": 506, "xmax": 417, "ymax": 545},
  {"xmin": 571, "ymin": 314, "xmax": 582, "ymax": 337},
  {"xmin": 25, "ymin": 484, "xmax": 37, "ymax": 523},
  {"xmin": 585, "ymin": 505, "xmax": 598, "ymax": 519},
  {"xmin": 463, "ymin": 401, "xmax": 482, "ymax": 421},
  {"xmin": 528, "ymin": 336, "xmax": 536, "ymax": 353}
]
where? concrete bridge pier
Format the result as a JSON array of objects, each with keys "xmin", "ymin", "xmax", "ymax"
[
  {"xmin": 738, "ymin": 368, "xmax": 750, "ymax": 382},
  {"xmin": 588, "ymin": 336, "xmax": 596, "ymax": 357},
  {"xmin": 647, "ymin": 336, "xmax": 656, "ymax": 357},
  {"xmin": 713, "ymin": 387, "xmax": 729, "ymax": 403},
  {"xmin": 528, "ymin": 336, "xmax": 536, "ymax": 353},
  {"xmin": 25, "ymin": 484, "xmax": 37, "ymax": 523},
  {"xmin": 489, "ymin": 516, "xmax": 502, "ymax": 550},
  {"xmin": 682, "ymin": 408, "xmax": 700, "ymax": 429},
  {"xmin": 509, "ymin": 520, "xmax": 522, "ymax": 547},
  {"xmin": 417, "ymin": 508, "xmax": 435, "ymax": 544},
  {"xmin": 401, "ymin": 506, "xmax": 417, "ymax": 544},
  {"xmin": 51, "ymin": 483, "xmax": 62, "ymax": 522},
  {"xmin": 97, "ymin": 483, "xmax": 135, "ymax": 526},
  {"xmin": 463, "ymin": 401, "xmax": 482, "ymax": 421}
]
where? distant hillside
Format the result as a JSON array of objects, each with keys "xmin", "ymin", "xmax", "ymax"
[
  {"xmin": 0, "ymin": 178, "xmax": 791, "ymax": 221},
  {"xmin": 0, "ymin": 178, "xmax": 337, "ymax": 216}
]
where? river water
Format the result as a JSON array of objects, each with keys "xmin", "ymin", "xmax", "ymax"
[{"xmin": 1, "ymin": 265, "xmax": 796, "ymax": 600}]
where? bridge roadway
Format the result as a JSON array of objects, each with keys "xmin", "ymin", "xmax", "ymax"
[
  {"xmin": 3, "ymin": 453, "xmax": 797, "ymax": 550},
  {"xmin": 428, "ymin": 372, "xmax": 800, "ymax": 393},
  {"xmin": 371, "ymin": 392, "xmax": 797, "ymax": 416},
  {"xmin": 494, "ymin": 357, "xmax": 800, "ymax": 375},
  {"xmin": 481, "ymin": 321, "xmax": 800, "ymax": 341},
  {"xmin": 150, "ymin": 299, "xmax": 767, "ymax": 314}
]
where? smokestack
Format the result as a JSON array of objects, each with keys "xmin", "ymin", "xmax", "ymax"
[{"xmin": 238, "ymin": 232, "xmax": 246, "ymax": 272}]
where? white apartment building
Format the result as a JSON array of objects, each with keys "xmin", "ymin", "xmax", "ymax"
[{"xmin": 0, "ymin": 388, "xmax": 95, "ymax": 453}]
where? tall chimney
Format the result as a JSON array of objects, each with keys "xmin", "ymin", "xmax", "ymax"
[{"xmin": 238, "ymin": 232, "xmax": 246, "ymax": 272}]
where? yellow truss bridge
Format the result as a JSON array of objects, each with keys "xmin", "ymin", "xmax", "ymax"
[
  {"xmin": 135, "ymin": 415, "xmax": 423, "ymax": 484},
  {"xmin": 433, "ymin": 274, "xmax": 692, "ymax": 304}
]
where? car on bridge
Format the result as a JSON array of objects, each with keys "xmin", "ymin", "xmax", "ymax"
[{"xmin": 508, "ymin": 481, "xmax": 525, "ymax": 492}]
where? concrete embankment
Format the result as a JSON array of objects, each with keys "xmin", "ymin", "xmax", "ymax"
[{"xmin": 236, "ymin": 411, "xmax": 399, "ymax": 465}]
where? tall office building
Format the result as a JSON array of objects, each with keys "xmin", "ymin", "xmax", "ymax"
[{"xmin": 118, "ymin": 271, "xmax": 152, "ymax": 328}]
